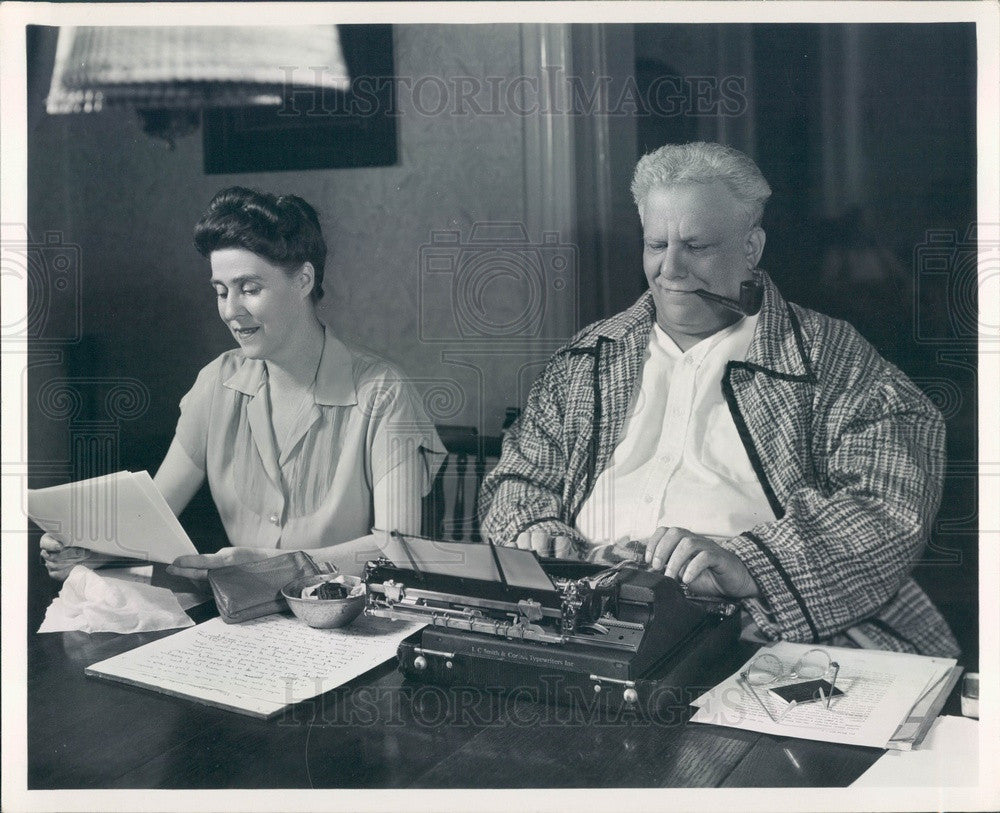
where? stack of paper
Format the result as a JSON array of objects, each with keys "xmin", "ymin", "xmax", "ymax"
[
  {"xmin": 27, "ymin": 470, "xmax": 199, "ymax": 564},
  {"xmin": 689, "ymin": 641, "xmax": 960, "ymax": 749}
]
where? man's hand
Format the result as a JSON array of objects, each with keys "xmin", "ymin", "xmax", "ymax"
[
  {"xmin": 644, "ymin": 526, "xmax": 758, "ymax": 599},
  {"xmin": 167, "ymin": 547, "xmax": 274, "ymax": 581},
  {"xmin": 513, "ymin": 531, "xmax": 576, "ymax": 558}
]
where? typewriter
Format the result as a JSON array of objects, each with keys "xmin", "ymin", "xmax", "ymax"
[{"xmin": 363, "ymin": 533, "xmax": 740, "ymax": 711}]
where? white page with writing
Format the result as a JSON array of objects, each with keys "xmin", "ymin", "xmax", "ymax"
[
  {"xmin": 27, "ymin": 470, "xmax": 197, "ymax": 564},
  {"xmin": 689, "ymin": 641, "xmax": 956, "ymax": 748},
  {"xmin": 86, "ymin": 615, "xmax": 424, "ymax": 718}
]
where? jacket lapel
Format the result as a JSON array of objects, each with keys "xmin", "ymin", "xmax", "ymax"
[
  {"xmin": 723, "ymin": 274, "xmax": 818, "ymax": 517},
  {"xmin": 561, "ymin": 293, "xmax": 655, "ymax": 520},
  {"xmin": 593, "ymin": 302, "xmax": 655, "ymax": 483},
  {"xmin": 560, "ymin": 275, "xmax": 818, "ymax": 524}
]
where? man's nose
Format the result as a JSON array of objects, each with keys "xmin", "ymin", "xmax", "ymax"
[{"xmin": 658, "ymin": 246, "xmax": 688, "ymax": 279}]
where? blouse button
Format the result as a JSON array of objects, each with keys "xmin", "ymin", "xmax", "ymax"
[{"xmin": 269, "ymin": 513, "xmax": 280, "ymax": 525}]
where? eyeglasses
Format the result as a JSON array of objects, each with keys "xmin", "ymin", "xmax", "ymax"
[
  {"xmin": 744, "ymin": 648, "xmax": 835, "ymax": 685},
  {"xmin": 739, "ymin": 648, "xmax": 841, "ymax": 722}
]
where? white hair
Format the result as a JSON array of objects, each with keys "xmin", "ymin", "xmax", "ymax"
[{"xmin": 631, "ymin": 141, "xmax": 772, "ymax": 227}]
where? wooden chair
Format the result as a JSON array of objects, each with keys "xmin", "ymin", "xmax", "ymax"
[{"xmin": 422, "ymin": 425, "xmax": 503, "ymax": 543}]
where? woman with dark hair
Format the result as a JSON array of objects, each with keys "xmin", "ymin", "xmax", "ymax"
[{"xmin": 42, "ymin": 187, "xmax": 444, "ymax": 579}]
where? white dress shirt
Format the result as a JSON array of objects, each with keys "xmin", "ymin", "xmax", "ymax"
[{"xmin": 575, "ymin": 315, "xmax": 776, "ymax": 543}]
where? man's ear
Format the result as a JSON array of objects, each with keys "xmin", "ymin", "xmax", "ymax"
[
  {"xmin": 745, "ymin": 227, "xmax": 766, "ymax": 269},
  {"xmin": 296, "ymin": 263, "xmax": 315, "ymax": 299}
]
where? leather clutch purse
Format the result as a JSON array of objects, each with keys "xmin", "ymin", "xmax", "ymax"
[{"xmin": 208, "ymin": 551, "xmax": 325, "ymax": 624}]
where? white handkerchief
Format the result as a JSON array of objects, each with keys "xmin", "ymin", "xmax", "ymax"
[{"xmin": 39, "ymin": 566, "xmax": 195, "ymax": 634}]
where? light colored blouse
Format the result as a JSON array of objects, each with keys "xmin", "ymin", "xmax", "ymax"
[{"xmin": 174, "ymin": 326, "xmax": 445, "ymax": 550}]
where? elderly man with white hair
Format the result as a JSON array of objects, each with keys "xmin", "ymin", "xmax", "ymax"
[{"xmin": 480, "ymin": 141, "xmax": 958, "ymax": 658}]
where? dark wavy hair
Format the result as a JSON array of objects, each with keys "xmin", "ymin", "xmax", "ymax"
[{"xmin": 193, "ymin": 187, "xmax": 327, "ymax": 301}]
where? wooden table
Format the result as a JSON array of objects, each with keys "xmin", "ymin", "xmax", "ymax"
[{"xmin": 26, "ymin": 560, "xmax": 902, "ymax": 790}]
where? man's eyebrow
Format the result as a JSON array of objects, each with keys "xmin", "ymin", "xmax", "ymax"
[{"xmin": 210, "ymin": 274, "xmax": 263, "ymax": 286}]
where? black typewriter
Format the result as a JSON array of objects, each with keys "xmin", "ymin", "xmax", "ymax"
[{"xmin": 362, "ymin": 533, "xmax": 740, "ymax": 711}]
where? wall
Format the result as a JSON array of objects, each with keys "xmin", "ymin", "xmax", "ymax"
[{"xmin": 28, "ymin": 24, "xmax": 535, "ymax": 485}]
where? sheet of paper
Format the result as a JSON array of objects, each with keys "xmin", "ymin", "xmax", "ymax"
[
  {"xmin": 494, "ymin": 546, "xmax": 560, "ymax": 591},
  {"xmin": 887, "ymin": 665, "xmax": 964, "ymax": 749},
  {"xmin": 852, "ymin": 716, "xmax": 980, "ymax": 786},
  {"xmin": 130, "ymin": 470, "xmax": 196, "ymax": 555},
  {"xmin": 27, "ymin": 470, "xmax": 198, "ymax": 564},
  {"xmin": 378, "ymin": 531, "xmax": 495, "ymax": 579},
  {"xmin": 375, "ymin": 531, "xmax": 556, "ymax": 591},
  {"xmin": 86, "ymin": 614, "xmax": 424, "ymax": 718},
  {"xmin": 689, "ymin": 641, "xmax": 956, "ymax": 749}
]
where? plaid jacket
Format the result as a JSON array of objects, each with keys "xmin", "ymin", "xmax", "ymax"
[{"xmin": 479, "ymin": 273, "xmax": 959, "ymax": 657}]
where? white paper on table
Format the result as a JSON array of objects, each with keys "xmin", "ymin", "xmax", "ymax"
[
  {"xmin": 689, "ymin": 641, "xmax": 957, "ymax": 749},
  {"xmin": 38, "ymin": 565, "xmax": 194, "ymax": 634},
  {"xmin": 852, "ymin": 716, "xmax": 980, "ymax": 786},
  {"xmin": 86, "ymin": 614, "xmax": 425, "ymax": 718},
  {"xmin": 27, "ymin": 470, "xmax": 198, "ymax": 564}
]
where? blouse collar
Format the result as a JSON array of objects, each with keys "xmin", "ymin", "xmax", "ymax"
[{"xmin": 222, "ymin": 324, "xmax": 359, "ymax": 406}]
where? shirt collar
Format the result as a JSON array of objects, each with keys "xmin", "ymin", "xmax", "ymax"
[
  {"xmin": 651, "ymin": 312, "xmax": 758, "ymax": 364},
  {"xmin": 222, "ymin": 325, "xmax": 359, "ymax": 406},
  {"xmin": 313, "ymin": 327, "xmax": 358, "ymax": 406},
  {"xmin": 569, "ymin": 271, "xmax": 815, "ymax": 381}
]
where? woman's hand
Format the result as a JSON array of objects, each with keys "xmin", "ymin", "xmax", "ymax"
[
  {"xmin": 166, "ymin": 547, "xmax": 274, "ymax": 581},
  {"xmin": 39, "ymin": 533, "xmax": 118, "ymax": 581}
]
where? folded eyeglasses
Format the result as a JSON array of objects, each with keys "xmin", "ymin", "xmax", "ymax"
[{"xmin": 738, "ymin": 648, "xmax": 842, "ymax": 722}]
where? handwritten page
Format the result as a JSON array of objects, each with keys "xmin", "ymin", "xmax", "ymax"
[
  {"xmin": 689, "ymin": 641, "xmax": 956, "ymax": 749},
  {"xmin": 86, "ymin": 614, "xmax": 424, "ymax": 718},
  {"xmin": 27, "ymin": 470, "xmax": 198, "ymax": 564}
]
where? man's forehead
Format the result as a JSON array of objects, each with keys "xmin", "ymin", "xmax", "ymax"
[{"xmin": 642, "ymin": 181, "xmax": 745, "ymax": 233}]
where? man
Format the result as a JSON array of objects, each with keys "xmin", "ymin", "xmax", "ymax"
[{"xmin": 479, "ymin": 141, "xmax": 958, "ymax": 657}]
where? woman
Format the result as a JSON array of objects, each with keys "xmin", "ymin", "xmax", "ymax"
[{"xmin": 42, "ymin": 187, "xmax": 444, "ymax": 580}]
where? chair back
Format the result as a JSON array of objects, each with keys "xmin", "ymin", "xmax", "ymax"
[{"xmin": 422, "ymin": 425, "xmax": 502, "ymax": 542}]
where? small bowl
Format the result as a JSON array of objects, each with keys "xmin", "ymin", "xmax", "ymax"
[{"xmin": 281, "ymin": 574, "xmax": 366, "ymax": 629}]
